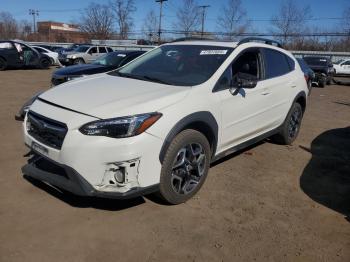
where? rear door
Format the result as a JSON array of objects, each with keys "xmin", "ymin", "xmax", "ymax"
[
  {"xmin": 0, "ymin": 42, "xmax": 22, "ymax": 67},
  {"xmin": 260, "ymin": 48, "xmax": 296, "ymax": 126}
]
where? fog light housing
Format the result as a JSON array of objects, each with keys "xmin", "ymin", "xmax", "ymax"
[{"xmin": 114, "ymin": 168, "xmax": 125, "ymax": 183}]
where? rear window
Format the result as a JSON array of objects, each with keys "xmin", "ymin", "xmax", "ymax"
[{"xmin": 264, "ymin": 48, "xmax": 292, "ymax": 79}]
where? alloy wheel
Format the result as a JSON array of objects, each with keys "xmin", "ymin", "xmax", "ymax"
[{"xmin": 171, "ymin": 143, "xmax": 206, "ymax": 195}]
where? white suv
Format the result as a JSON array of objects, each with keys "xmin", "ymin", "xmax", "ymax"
[{"xmin": 22, "ymin": 38, "xmax": 309, "ymax": 204}]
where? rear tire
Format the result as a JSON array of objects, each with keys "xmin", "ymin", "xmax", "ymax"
[
  {"xmin": 0, "ymin": 57, "xmax": 7, "ymax": 71},
  {"xmin": 272, "ymin": 103, "xmax": 303, "ymax": 145},
  {"xmin": 159, "ymin": 129, "xmax": 211, "ymax": 205}
]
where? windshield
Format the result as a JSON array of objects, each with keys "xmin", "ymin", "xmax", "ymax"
[
  {"xmin": 333, "ymin": 59, "xmax": 344, "ymax": 64},
  {"xmin": 303, "ymin": 57, "xmax": 329, "ymax": 66},
  {"xmin": 74, "ymin": 46, "xmax": 89, "ymax": 53},
  {"xmin": 93, "ymin": 52, "xmax": 126, "ymax": 66},
  {"xmin": 115, "ymin": 45, "xmax": 234, "ymax": 86}
]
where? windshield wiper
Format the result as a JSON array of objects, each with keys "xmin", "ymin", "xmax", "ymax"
[
  {"xmin": 113, "ymin": 72, "xmax": 170, "ymax": 85},
  {"xmin": 141, "ymin": 75, "xmax": 170, "ymax": 85}
]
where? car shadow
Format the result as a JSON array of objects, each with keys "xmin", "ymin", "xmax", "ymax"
[
  {"xmin": 299, "ymin": 127, "xmax": 350, "ymax": 222},
  {"xmin": 24, "ymin": 175, "xmax": 146, "ymax": 211}
]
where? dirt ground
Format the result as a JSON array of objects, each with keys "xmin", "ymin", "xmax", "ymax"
[{"xmin": 0, "ymin": 68, "xmax": 349, "ymax": 262}]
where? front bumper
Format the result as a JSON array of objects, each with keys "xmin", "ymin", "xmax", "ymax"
[
  {"xmin": 58, "ymin": 58, "xmax": 74, "ymax": 66},
  {"xmin": 22, "ymin": 100, "xmax": 164, "ymax": 198},
  {"xmin": 22, "ymin": 152, "xmax": 159, "ymax": 199}
]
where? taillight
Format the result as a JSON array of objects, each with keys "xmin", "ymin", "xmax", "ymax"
[{"xmin": 304, "ymin": 74, "xmax": 309, "ymax": 83}]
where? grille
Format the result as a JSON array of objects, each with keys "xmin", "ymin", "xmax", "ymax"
[{"xmin": 27, "ymin": 111, "xmax": 68, "ymax": 149}]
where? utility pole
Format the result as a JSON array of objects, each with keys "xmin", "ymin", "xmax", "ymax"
[
  {"xmin": 156, "ymin": 0, "xmax": 167, "ymax": 44},
  {"xmin": 199, "ymin": 5, "xmax": 210, "ymax": 39},
  {"xmin": 29, "ymin": 9, "xmax": 39, "ymax": 33}
]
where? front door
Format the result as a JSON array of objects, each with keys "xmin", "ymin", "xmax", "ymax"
[{"xmin": 217, "ymin": 48, "xmax": 273, "ymax": 151}]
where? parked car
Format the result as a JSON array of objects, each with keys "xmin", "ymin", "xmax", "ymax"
[
  {"xmin": 21, "ymin": 38, "xmax": 309, "ymax": 204},
  {"xmin": 303, "ymin": 56, "xmax": 334, "ymax": 87},
  {"xmin": 32, "ymin": 46, "xmax": 60, "ymax": 65},
  {"xmin": 58, "ymin": 45, "xmax": 113, "ymax": 65},
  {"xmin": 296, "ymin": 58, "xmax": 315, "ymax": 92},
  {"xmin": 0, "ymin": 40, "xmax": 51, "ymax": 70},
  {"xmin": 36, "ymin": 45, "xmax": 63, "ymax": 53},
  {"xmin": 51, "ymin": 50, "xmax": 145, "ymax": 86},
  {"xmin": 333, "ymin": 59, "xmax": 350, "ymax": 75}
]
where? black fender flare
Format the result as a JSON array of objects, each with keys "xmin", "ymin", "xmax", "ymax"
[
  {"xmin": 159, "ymin": 111, "xmax": 219, "ymax": 163},
  {"xmin": 293, "ymin": 91, "xmax": 307, "ymax": 112}
]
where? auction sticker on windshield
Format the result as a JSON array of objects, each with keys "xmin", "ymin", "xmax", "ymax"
[{"xmin": 200, "ymin": 50, "xmax": 228, "ymax": 55}]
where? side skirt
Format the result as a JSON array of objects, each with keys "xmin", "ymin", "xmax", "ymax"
[{"xmin": 211, "ymin": 127, "xmax": 280, "ymax": 163}]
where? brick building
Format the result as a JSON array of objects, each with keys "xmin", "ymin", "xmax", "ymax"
[{"xmin": 37, "ymin": 21, "xmax": 88, "ymax": 43}]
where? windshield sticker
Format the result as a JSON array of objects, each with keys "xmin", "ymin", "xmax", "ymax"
[
  {"xmin": 117, "ymin": 54, "xmax": 127, "ymax": 57},
  {"xmin": 200, "ymin": 50, "xmax": 228, "ymax": 55}
]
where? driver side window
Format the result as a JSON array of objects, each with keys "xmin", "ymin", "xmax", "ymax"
[{"xmin": 214, "ymin": 49, "xmax": 261, "ymax": 92}]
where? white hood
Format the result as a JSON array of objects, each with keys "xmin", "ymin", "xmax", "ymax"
[{"xmin": 39, "ymin": 74, "xmax": 190, "ymax": 119}]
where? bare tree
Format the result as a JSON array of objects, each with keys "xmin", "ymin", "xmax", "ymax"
[
  {"xmin": 142, "ymin": 10, "xmax": 158, "ymax": 42},
  {"xmin": 18, "ymin": 20, "xmax": 32, "ymax": 40},
  {"xmin": 79, "ymin": 3, "xmax": 114, "ymax": 39},
  {"xmin": 343, "ymin": 7, "xmax": 350, "ymax": 34},
  {"xmin": 0, "ymin": 12, "xmax": 18, "ymax": 40},
  {"xmin": 216, "ymin": 0, "xmax": 249, "ymax": 40},
  {"xmin": 173, "ymin": 0, "xmax": 201, "ymax": 37},
  {"xmin": 111, "ymin": 0, "xmax": 136, "ymax": 39},
  {"xmin": 270, "ymin": 0, "xmax": 311, "ymax": 46}
]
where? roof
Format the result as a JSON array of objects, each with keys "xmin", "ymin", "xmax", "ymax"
[{"xmin": 164, "ymin": 40, "xmax": 238, "ymax": 48}]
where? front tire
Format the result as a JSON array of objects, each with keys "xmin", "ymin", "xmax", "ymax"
[
  {"xmin": 74, "ymin": 58, "xmax": 85, "ymax": 65},
  {"xmin": 272, "ymin": 103, "xmax": 303, "ymax": 145},
  {"xmin": 159, "ymin": 129, "xmax": 211, "ymax": 204}
]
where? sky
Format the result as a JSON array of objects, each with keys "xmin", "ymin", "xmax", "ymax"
[{"xmin": 1, "ymin": 0, "xmax": 349, "ymax": 35}]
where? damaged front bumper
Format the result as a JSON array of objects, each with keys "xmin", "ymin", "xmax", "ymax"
[{"xmin": 22, "ymin": 152, "xmax": 159, "ymax": 199}]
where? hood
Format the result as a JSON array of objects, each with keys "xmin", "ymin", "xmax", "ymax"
[
  {"xmin": 66, "ymin": 52, "xmax": 85, "ymax": 58},
  {"xmin": 39, "ymin": 74, "xmax": 190, "ymax": 119},
  {"xmin": 53, "ymin": 64, "xmax": 112, "ymax": 76}
]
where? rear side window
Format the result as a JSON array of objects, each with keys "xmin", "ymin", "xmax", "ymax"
[
  {"xmin": 99, "ymin": 47, "xmax": 107, "ymax": 53},
  {"xmin": 264, "ymin": 48, "xmax": 292, "ymax": 79},
  {"xmin": 107, "ymin": 47, "xmax": 114, "ymax": 52}
]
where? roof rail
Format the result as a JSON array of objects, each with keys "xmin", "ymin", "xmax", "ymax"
[
  {"xmin": 171, "ymin": 37, "xmax": 213, "ymax": 42},
  {"xmin": 238, "ymin": 37, "xmax": 283, "ymax": 48}
]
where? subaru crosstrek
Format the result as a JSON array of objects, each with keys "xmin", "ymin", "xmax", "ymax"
[{"xmin": 22, "ymin": 38, "xmax": 309, "ymax": 204}]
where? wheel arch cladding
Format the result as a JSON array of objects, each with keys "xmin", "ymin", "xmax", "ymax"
[{"xmin": 159, "ymin": 111, "xmax": 218, "ymax": 163}]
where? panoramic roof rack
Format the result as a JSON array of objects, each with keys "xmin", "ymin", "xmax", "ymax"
[{"xmin": 238, "ymin": 37, "xmax": 283, "ymax": 48}]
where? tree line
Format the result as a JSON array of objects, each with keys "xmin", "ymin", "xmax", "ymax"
[{"xmin": 1, "ymin": 0, "xmax": 350, "ymax": 51}]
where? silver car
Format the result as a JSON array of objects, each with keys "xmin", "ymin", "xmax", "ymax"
[{"xmin": 59, "ymin": 45, "xmax": 114, "ymax": 65}]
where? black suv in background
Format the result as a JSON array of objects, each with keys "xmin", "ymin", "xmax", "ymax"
[
  {"xmin": 303, "ymin": 56, "xmax": 334, "ymax": 87},
  {"xmin": 51, "ymin": 50, "xmax": 145, "ymax": 86},
  {"xmin": 0, "ymin": 40, "xmax": 51, "ymax": 70}
]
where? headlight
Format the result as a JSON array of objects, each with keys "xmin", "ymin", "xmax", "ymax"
[{"xmin": 79, "ymin": 113, "xmax": 162, "ymax": 138}]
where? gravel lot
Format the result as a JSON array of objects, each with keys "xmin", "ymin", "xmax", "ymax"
[{"xmin": 0, "ymin": 68, "xmax": 349, "ymax": 262}]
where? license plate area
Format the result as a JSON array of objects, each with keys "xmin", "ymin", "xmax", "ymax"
[{"xmin": 31, "ymin": 141, "xmax": 48, "ymax": 156}]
